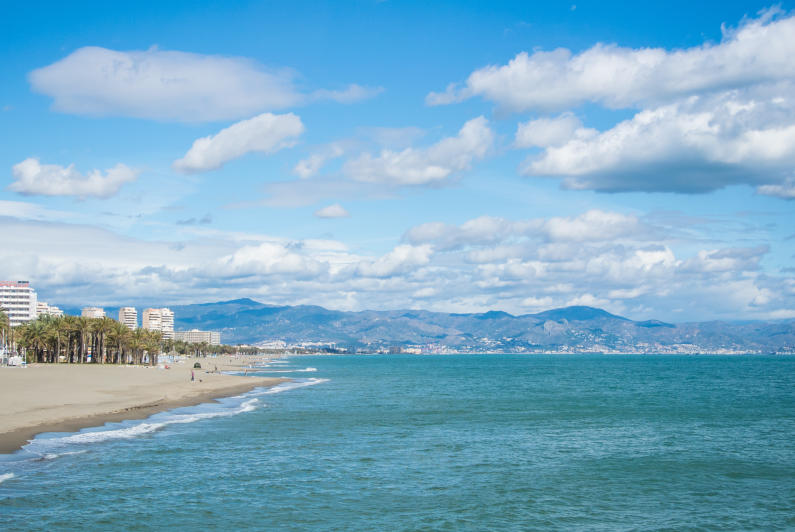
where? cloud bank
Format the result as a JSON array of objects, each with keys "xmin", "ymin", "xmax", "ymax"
[{"xmin": 1, "ymin": 209, "xmax": 790, "ymax": 321}]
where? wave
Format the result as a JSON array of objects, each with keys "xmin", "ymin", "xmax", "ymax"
[
  {"xmin": 252, "ymin": 367, "xmax": 318, "ymax": 374},
  {"xmin": 27, "ymin": 398, "xmax": 261, "ymax": 450},
  {"xmin": 251, "ymin": 378, "xmax": 329, "ymax": 395},
  {"xmin": 0, "ymin": 472, "xmax": 14, "ymax": 484},
  {"xmin": 19, "ymin": 378, "xmax": 328, "ymax": 459},
  {"xmin": 37, "ymin": 450, "xmax": 89, "ymax": 461}
]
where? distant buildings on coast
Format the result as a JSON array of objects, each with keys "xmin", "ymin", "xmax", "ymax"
[
  {"xmin": 81, "ymin": 307, "xmax": 105, "ymax": 319},
  {"xmin": 175, "ymin": 329, "xmax": 221, "ymax": 345},
  {"xmin": 1, "ymin": 280, "xmax": 219, "ymax": 345}
]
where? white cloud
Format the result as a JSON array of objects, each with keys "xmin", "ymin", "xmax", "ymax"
[
  {"xmin": 521, "ymin": 90, "xmax": 795, "ymax": 192},
  {"xmin": 427, "ymin": 10, "xmax": 795, "ymax": 112},
  {"xmin": 344, "ymin": 116, "xmax": 493, "ymax": 185},
  {"xmin": 757, "ymin": 177, "xmax": 795, "ymax": 199},
  {"xmin": 9, "ymin": 158, "xmax": 138, "ymax": 198},
  {"xmin": 541, "ymin": 210, "xmax": 644, "ymax": 242},
  {"xmin": 314, "ymin": 204, "xmax": 350, "ymax": 218},
  {"xmin": 173, "ymin": 112, "xmax": 304, "ymax": 173},
  {"xmin": 29, "ymin": 46, "xmax": 380, "ymax": 122},
  {"xmin": 405, "ymin": 210, "xmax": 646, "ymax": 249},
  {"xmin": 29, "ymin": 46, "xmax": 301, "ymax": 122},
  {"xmin": 515, "ymin": 113, "xmax": 596, "ymax": 148},
  {"xmin": 293, "ymin": 143, "xmax": 346, "ymax": 178},
  {"xmin": 0, "ymin": 211, "xmax": 791, "ymax": 321},
  {"xmin": 356, "ymin": 244, "xmax": 434, "ymax": 277}
]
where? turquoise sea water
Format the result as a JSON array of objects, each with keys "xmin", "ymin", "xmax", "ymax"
[{"xmin": 1, "ymin": 354, "xmax": 794, "ymax": 530}]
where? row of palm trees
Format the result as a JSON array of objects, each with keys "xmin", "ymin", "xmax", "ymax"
[{"xmin": 0, "ymin": 310, "xmax": 247, "ymax": 365}]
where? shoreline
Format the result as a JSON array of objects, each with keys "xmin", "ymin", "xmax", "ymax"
[{"xmin": 0, "ymin": 357, "xmax": 288, "ymax": 454}]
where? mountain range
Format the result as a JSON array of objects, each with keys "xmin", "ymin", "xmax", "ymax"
[{"xmin": 159, "ymin": 298, "xmax": 795, "ymax": 354}]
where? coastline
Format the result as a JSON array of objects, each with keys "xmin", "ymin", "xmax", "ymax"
[{"xmin": 0, "ymin": 357, "xmax": 288, "ymax": 454}]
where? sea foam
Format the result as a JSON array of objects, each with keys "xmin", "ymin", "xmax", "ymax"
[{"xmin": 19, "ymin": 378, "xmax": 327, "ymax": 458}]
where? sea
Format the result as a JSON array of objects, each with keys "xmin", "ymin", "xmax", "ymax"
[{"xmin": 1, "ymin": 354, "xmax": 794, "ymax": 530}]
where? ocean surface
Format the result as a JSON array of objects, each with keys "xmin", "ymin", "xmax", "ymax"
[{"xmin": 1, "ymin": 354, "xmax": 794, "ymax": 530}]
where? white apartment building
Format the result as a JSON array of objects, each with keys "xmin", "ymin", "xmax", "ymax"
[
  {"xmin": 174, "ymin": 329, "xmax": 221, "ymax": 345},
  {"xmin": 0, "ymin": 281, "xmax": 38, "ymax": 326},
  {"xmin": 82, "ymin": 307, "xmax": 105, "ymax": 319},
  {"xmin": 118, "ymin": 307, "xmax": 138, "ymax": 329},
  {"xmin": 160, "ymin": 308, "xmax": 174, "ymax": 340},
  {"xmin": 142, "ymin": 308, "xmax": 174, "ymax": 340},
  {"xmin": 37, "ymin": 301, "xmax": 64, "ymax": 318}
]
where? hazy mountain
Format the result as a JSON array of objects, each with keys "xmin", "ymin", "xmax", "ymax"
[{"xmin": 166, "ymin": 298, "xmax": 795, "ymax": 353}]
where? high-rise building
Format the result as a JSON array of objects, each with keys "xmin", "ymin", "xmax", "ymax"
[
  {"xmin": 142, "ymin": 308, "xmax": 175, "ymax": 340},
  {"xmin": 142, "ymin": 308, "xmax": 161, "ymax": 331},
  {"xmin": 37, "ymin": 301, "xmax": 64, "ymax": 318},
  {"xmin": 118, "ymin": 307, "xmax": 138, "ymax": 329},
  {"xmin": 160, "ymin": 308, "xmax": 174, "ymax": 340},
  {"xmin": 81, "ymin": 307, "xmax": 105, "ymax": 319},
  {"xmin": 174, "ymin": 329, "xmax": 221, "ymax": 345},
  {"xmin": 0, "ymin": 281, "xmax": 38, "ymax": 326}
]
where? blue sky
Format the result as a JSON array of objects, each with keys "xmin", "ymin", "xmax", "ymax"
[{"xmin": 1, "ymin": 1, "xmax": 794, "ymax": 321}]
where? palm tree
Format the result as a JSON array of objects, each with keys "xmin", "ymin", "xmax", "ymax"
[
  {"xmin": 108, "ymin": 321, "xmax": 131, "ymax": 364},
  {"xmin": 129, "ymin": 328, "xmax": 147, "ymax": 365},
  {"xmin": 92, "ymin": 317, "xmax": 115, "ymax": 364},
  {"xmin": 74, "ymin": 317, "xmax": 93, "ymax": 363},
  {"xmin": 0, "ymin": 309, "xmax": 9, "ymax": 357},
  {"xmin": 144, "ymin": 330, "xmax": 162, "ymax": 366},
  {"xmin": 59, "ymin": 315, "xmax": 78, "ymax": 363},
  {"xmin": 19, "ymin": 319, "xmax": 48, "ymax": 363}
]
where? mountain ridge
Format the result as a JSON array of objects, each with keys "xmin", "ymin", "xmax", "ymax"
[{"xmin": 166, "ymin": 299, "xmax": 795, "ymax": 354}]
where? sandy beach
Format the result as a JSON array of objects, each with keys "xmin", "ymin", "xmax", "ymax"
[{"xmin": 0, "ymin": 356, "xmax": 287, "ymax": 453}]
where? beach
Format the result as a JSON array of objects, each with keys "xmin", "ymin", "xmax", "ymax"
[{"xmin": 0, "ymin": 356, "xmax": 287, "ymax": 453}]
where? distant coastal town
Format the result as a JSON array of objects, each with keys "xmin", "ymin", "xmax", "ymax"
[{"xmin": 0, "ymin": 280, "xmax": 226, "ymax": 364}]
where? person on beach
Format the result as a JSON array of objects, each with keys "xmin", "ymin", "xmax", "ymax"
[{"xmin": 191, "ymin": 370, "xmax": 194, "ymax": 382}]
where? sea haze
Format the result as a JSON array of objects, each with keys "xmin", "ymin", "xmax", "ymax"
[{"xmin": 1, "ymin": 354, "xmax": 794, "ymax": 530}]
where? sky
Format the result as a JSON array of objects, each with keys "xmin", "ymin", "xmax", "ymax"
[{"xmin": 1, "ymin": 0, "xmax": 794, "ymax": 322}]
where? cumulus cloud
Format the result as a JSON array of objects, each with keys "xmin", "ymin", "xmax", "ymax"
[
  {"xmin": 173, "ymin": 112, "xmax": 304, "ymax": 173},
  {"xmin": 29, "ymin": 47, "xmax": 380, "ymax": 122},
  {"xmin": 314, "ymin": 204, "xmax": 350, "ymax": 218},
  {"xmin": 344, "ymin": 116, "xmax": 493, "ymax": 185},
  {"xmin": 427, "ymin": 10, "xmax": 795, "ymax": 111},
  {"xmin": 356, "ymin": 244, "xmax": 434, "ymax": 277},
  {"xmin": 521, "ymin": 90, "xmax": 795, "ymax": 192},
  {"xmin": 515, "ymin": 113, "xmax": 596, "ymax": 148},
  {"xmin": 9, "ymin": 158, "xmax": 138, "ymax": 198}
]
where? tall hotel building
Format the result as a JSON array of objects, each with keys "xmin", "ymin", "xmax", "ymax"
[
  {"xmin": 142, "ymin": 308, "xmax": 174, "ymax": 340},
  {"xmin": 0, "ymin": 281, "xmax": 38, "ymax": 326},
  {"xmin": 118, "ymin": 307, "xmax": 138, "ymax": 329}
]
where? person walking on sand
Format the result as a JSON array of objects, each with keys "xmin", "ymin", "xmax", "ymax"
[{"xmin": 191, "ymin": 370, "xmax": 194, "ymax": 382}]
